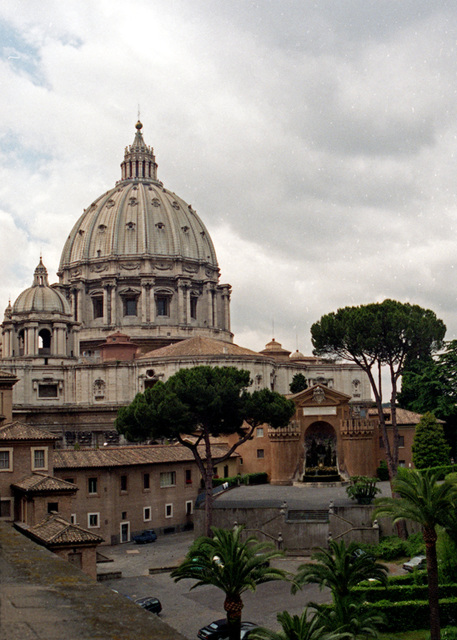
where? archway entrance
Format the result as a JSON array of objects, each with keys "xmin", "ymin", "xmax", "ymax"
[{"xmin": 302, "ymin": 421, "xmax": 340, "ymax": 482}]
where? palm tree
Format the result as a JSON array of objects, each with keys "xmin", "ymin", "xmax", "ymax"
[
  {"xmin": 373, "ymin": 468, "xmax": 457, "ymax": 640},
  {"xmin": 310, "ymin": 597, "xmax": 383, "ymax": 639},
  {"xmin": 292, "ymin": 540, "xmax": 388, "ymax": 602},
  {"xmin": 250, "ymin": 609, "xmax": 347, "ymax": 640},
  {"xmin": 171, "ymin": 525, "xmax": 288, "ymax": 640}
]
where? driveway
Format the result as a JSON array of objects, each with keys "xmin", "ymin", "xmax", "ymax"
[{"xmin": 99, "ymin": 531, "xmax": 331, "ymax": 638}]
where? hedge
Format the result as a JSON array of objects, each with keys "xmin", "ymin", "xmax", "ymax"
[
  {"xmin": 365, "ymin": 598, "xmax": 457, "ymax": 631},
  {"xmin": 387, "ymin": 571, "xmax": 428, "ymax": 586},
  {"xmin": 353, "ymin": 583, "xmax": 457, "ymax": 603},
  {"xmin": 212, "ymin": 472, "xmax": 268, "ymax": 488},
  {"xmin": 422, "ymin": 463, "xmax": 457, "ymax": 480}
]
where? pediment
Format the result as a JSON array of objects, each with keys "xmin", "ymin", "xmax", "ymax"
[{"xmin": 290, "ymin": 384, "xmax": 351, "ymax": 408}]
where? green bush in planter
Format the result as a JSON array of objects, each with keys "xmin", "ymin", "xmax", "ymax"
[{"xmin": 346, "ymin": 475, "xmax": 381, "ymax": 504}]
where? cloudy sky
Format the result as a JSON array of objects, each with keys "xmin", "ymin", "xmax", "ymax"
[{"xmin": 1, "ymin": 1, "xmax": 457, "ymax": 355}]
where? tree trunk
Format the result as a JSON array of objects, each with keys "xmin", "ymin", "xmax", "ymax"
[
  {"xmin": 225, "ymin": 595, "xmax": 243, "ymax": 640},
  {"xmin": 423, "ymin": 526, "xmax": 441, "ymax": 640},
  {"xmin": 204, "ymin": 431, "xmax": 214, "ymax": 537}
]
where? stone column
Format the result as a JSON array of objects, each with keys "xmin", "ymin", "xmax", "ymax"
[
  {"xmin": 142, "ymin": 281, "xmax": 153, "ymax": 323},
  {"xmin": 206, "ymin": 284, "xmax": 214, "ymax": 327}
]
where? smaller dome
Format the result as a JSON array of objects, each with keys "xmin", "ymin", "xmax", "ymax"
[
  {"xmin": 290, "ymin": 349, "xmax": 306, "ymax": 361},
  {"xmin": 12, "ymin": 258, "xmax": 71, "ymax": 315}
]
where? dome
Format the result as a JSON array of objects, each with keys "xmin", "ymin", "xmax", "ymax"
[
  {"xmin": 12, "ymin": 258, "xmax": 71, "ymax": 316},
  {"xmin": 59, "ymin": 121, "xmax": 218, "ymax": 271},
  {"xmin": 290, "ymin": 349, "xmax": 306, "ymax": 361}
]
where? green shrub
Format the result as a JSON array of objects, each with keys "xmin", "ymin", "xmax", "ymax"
[
  {"xmin": 413, "ymin": 412, "xmax": 451, "ymax": 469},
  {"xmin": 374, "ymin": 536, "xmax": 407, "ymax": 560},
  {"xmin": 364, "ymin": 597, "xmax": 457, "ymax": 631},
  {"xmin": 346, "ymin": 476, "xmax": 381, "ymax": 505},
  {"xmin": 428, "ymin": 627, "xmax": 457, "ymax": 640},
  {"xmin": 376, "ymin": 460, "xmax": 390, "ymax": 481},
  {"xmin": 212, "ymin": 472, "xmax": 268, "ymax": 488},
  {"xmin": 387, "ymin": 571, "xmax": 428, "ymax": 586},
  {"xmin": 354, "ymin": 583, "xmax": 457, "ymax": 603}
]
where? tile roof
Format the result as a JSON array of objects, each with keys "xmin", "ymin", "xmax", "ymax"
[
  {"xmin": 0, "ymin": 421, "xmax": 59, "ymax": 441},
  {"xmin": 12, "ymin": 473, "xmax": 77, "ymax": 493},
  {"xmin": 54, "ymin": 443, "xmax": 235, "ymax": 469},
  {"xmin": 17, "ymin": 513, "xmax": 103, "ymax": 545},
  {"xmin": 140, "ymin": 336, "xmax": 262, "ymax": 359},
  {"xmin": 368, "ymin": 407, "xmax": 435, "ymax": 425}
]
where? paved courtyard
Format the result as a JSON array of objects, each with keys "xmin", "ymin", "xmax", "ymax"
[{"xmin": 99, "ymin": 482, "xmax": 395, "ymax": 638}]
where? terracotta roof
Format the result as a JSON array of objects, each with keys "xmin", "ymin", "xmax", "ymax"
[
  {"xmin": 54, "ymin": 443, "xmax": 235, "ymax": 469},
  {"xmin": 17, "ymin": 513, "xmax": 103, "ymax": 545},
  {"xmin": 140, "ymin": 336, "xmax": 262, "ymax": 359},
  {"xmin": 368, "ymin": 407, "xmax": 436, "ymax": 425},
  {"xmin": 12, "ymin": 473, "xmax": 77, "ymax": 493},
  {"xmin": 0, "ymin": 421, "xmax": 59, "ymax": 441}
]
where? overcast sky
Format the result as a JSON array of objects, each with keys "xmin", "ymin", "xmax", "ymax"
[{"xmin": 1, "ymin": 1, "xmax": 457, "ymax": 356}]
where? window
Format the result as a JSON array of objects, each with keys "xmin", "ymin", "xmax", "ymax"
[
  {"xmin": 65, "ymin": 478, "xmax": 74, "ymax": 485},
  {"xmin": 239, "ymin": 457, "xmax": 243, "ymax": 466},
  {"xmin": 165, "ymin": 503, "xmax": 173, "ymax": 518},
  {"xmin": 399, "ymin": 460, "xmax": 406, "ymax": 468},
  {"xmin": 120, "ymin": 475, "xmax": 128, "ymax": 491},
  {"xmin": 0, "ymin": 499, "xmax": 12, "ymax": 518},
  {"xmin": 70, "ymin": 514, "xmax": 77, "ymax": 524},
  {"xmin": 87, "ymin": 513, "xmax": 100, "ymax": 528},
  {"xmin": 32, "ymin": 447, "xmax": 47, "ymax": 470},
  {"xmin": 144, "ymin": 506, "xmax": 151, "ymax": 522},
  {"xmin": 47, "ymin": 502, "xmax": 58, "ymax": 514},
  {"xmin": 143, "ymin": 473, "xmax": 150, "ymax": 490},
  {"xmin": 398, "ymin": 436, "xmax": 405, "ymax": 448},
  {"xmin": 160, "ymin": 471, "xmax": 176, "ymax": 488},
  {"xmin": 156, "ymin": 295, "xmax": 170, "ymax": 317},
  {"xmin": 257, "ymin": 427, "xmax": 264, "ymax": 437},
  {"xmin": 88, "ymin": 477, "xmax": 98, "ymax": 494},
  {"xmin": 121, "ymin": 511, "xmax": 127, "ymax": 520},
  {"xmin": 257, "ymin": 449, "xmax": 265, "ymax": 459},
  {"xmin": 123, "ymin": 297, "xmax": 138, "ymax": 316},
  {"xmin": 0, "ymin": 449, "xmax": 12, "ymax": 471},
  {"xmin": 186, "ymin": 500, "xmax": 193, "ymax": 516},
  {"xmin": 93, "ymin": 296, "xmax": 104, "ymax": 319},
  {"xmin": 190, "ymin": 297, "xmax": 198, "ymax": 319},
  {"xmin": 38, "ymin": 384, "xmax": 58, "ymax": 398},
  {"xmin": 185, "ymin": 469, "xmax": 192, "ymax": 484}
]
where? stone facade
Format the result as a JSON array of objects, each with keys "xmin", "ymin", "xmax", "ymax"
[{"xmin": 1, "ymin": 121, "xmax": 372, "ymax": 450}]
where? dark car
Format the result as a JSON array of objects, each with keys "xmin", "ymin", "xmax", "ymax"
[
  {"xmin": 197, "ymin": 619, "xmax": 229, "ymax": 640},
  {"xmin": 134, "ymin": 596, "xmax": 162, "ymax": 614},
  {"xmin": 220, "ymin": 622, "xmax": 259, "ymax": 640},
  {"xmin": 132, "ymin": 529, "xmax": 157, "ymax": 544}
]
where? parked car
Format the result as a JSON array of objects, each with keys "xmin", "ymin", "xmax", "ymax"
[
  {"xmin": 197, "ymin": 619, "xmax": 229, "ymax": 640},
  {"xmin": 403, "ymin": 555, "xmax": 426, "ymax": 572},
  {"xmin": 132, "ymin": 529, "xmax": 157, "ymax": 544},
  {"xmin": 220, "ymin": 622, "xmax": 259, "ymax": 640},
  {"xmin": 134, "ymin": 596, "xmax": 162, "ymax": 614}
]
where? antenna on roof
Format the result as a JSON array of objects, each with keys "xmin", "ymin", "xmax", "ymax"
[{"xmin": 138, "ymin": 103, "xmax": 141, "ymax": 121}]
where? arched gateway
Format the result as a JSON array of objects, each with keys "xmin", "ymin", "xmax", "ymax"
[{"xmin": 268, "ymin": 384, "xmax": 378, "ymax": 485}]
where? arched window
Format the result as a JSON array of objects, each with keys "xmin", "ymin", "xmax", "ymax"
[{"xmin": 38, "ymin": 329, "xmax": 51, "ymax": 355}]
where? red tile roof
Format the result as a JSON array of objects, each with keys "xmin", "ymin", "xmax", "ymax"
[
  {"xmin": 12, "ymin": 473, "xmax": 77, "ymax": 493},
  {"xmin": 17, "ymin": 513, "xmax": 103, "ymax": 545},
  {"xmin": 140, "ymin": 336, "xmax": 262, "ymax": 359},
  {"xmin": 54, "ymin": 443, "xmax": 236, "ymax": 469},
  {"xmin": 0, "ymin": 421, "xmax": 59, "ymax": 441}
]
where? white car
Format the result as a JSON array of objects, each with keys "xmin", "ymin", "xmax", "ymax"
[{"xmin": 402, "ymin": 555, "xmax": 426, "ymax": 572}]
